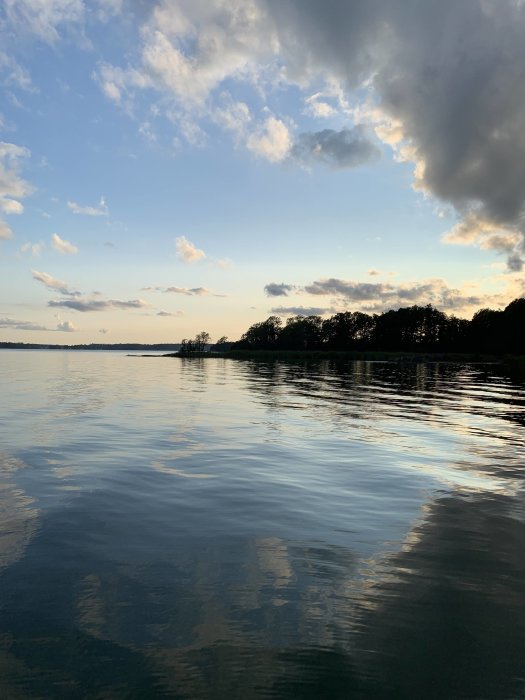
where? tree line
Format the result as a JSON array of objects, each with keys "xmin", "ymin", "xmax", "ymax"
[{"xmin": 228, "ymin": 298, "xmax": 525, "ymax": 355}]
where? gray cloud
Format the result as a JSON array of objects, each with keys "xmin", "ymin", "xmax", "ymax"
[
  {"xmin": 507, "ymin": 254, "xmax": 523, "ymax": 273},
  {"xmin": 290, "ymin": 126, "xmax": 381, "ymax": 169},
  {"xmin": 270, "ymin": 306, "xmax": 333, "ymax": 316},
  {"xmin": 163, "ymin": 286, "xmax": 210, "ymax": 296},
  {"xmin": 301, "ymin": 276, "xmax": 488, "ymax": 314},
  {"xmin": 157, "ymin": 310, "xmax": 183, "ymax": 317},
  {"xmin": 273, "ymin": 0, "xmax": 525, "ymax": 267},
  {"xmin": 0, "ymin": 316, "xmax": 49, "ymax": 331},
  {"xmin": 48, "ymin": 298, "xmax": 150, "ymax": 312},
  {"xmin": 97, "ymin": 0, "xmax": 525, "ymax": 268},
  {"xmin": 264, "ymin": 282, "xmax": 295, "ymax": 297}
]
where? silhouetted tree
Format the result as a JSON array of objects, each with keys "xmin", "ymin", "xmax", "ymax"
[
  {"xmin": 469, "ymin": 308, "xmax": 504, "ymax": 354},
  {"xmin": 227, "ymin": 298, "xmax": 525, "ymax": 356},
  {"xmin": 503, "ymin": 298, "xmax": 525, "ymax": 354},
  {"xmin": 179, "ymin": 331, "xmax": 211, "ymax": 355},
  {"xmin": 236, "ymin": 316, "xmax": 282, "ymax": 349},
  {"xmin": 194, "ymin": 331, "xmax": 211, "ymax": 352},
  {"xmin": 322, "ymin": 311, "xmax": 376, "ymax": 350},
  {"xmin": 278, "ymin": 315, "xmax": 324, "ymax": 350}
]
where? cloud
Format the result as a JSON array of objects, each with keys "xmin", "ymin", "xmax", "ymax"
[
  {"xmin": 1, "ymin": 199, "xmax": 24, "ymax": 215},
  {"xmin": 157, "ymin": 310, "xmax": 184, "ymax": 317},
  {"xmin": 302, "ymin": 276, "xmax": 492, "ymax": 315},
  {"xmin": 264, "ymin": 282, "xmax": 295, "ymax": 297},
  {"xmin": 32, "ymin": 269, "xmax": 77, "ymax": 296},
  {"xmin": 0, "ymin": 220, "xmax": 13, "ymax": 240},
  {"xmin": 246, "ymin": 117, "xmax": 291, "ymax": 163},
  {"xmin": 95, "ymin": 0, "xmax": 525, "ymax": 268},
  {"xmin": 2, "ymin": 0, "xmax": 85, "ymax": 44},
  {"xmin": 0, "ymin": 141, "xmax": 32, "ymax": 216},
  {"xmin": 213, "ymin": 257, "xmax": 233, "ymax": 270},
  {"xmin": 51, "ymin": 232, "xmax": 78, "ymax": 255},
  {"xmin": 94, "ymin": 0, "xmax": 123, "ymax": 22},
  {"xmin": 163, "ymin": 286, "xmax": 211, "ymax": 296},
  {"xmin": 175, "ymin": 235, "xmax": 206, "ymax": 263},
  {"xmin": 56, "ymin": 319, "xmax": 76, "ymax": 332},
  {"xmin": 67, "ymin": 196, "xmax": 108, "ymax": 217},
  {"xmin": 270, "ymin": 306, "xmax": 333, "ymax": 316},
  {"xmin": 0, "ymin": 316, "xmax": 48, "ymax": 331},
  {"xmin": 0, "ymin": 51, "xmax": 36, "ymax": 92},
  {"xmin": 291, "ymin": 126, "xmax": 381, "ymax": 169},
  {"xmin": 48, "ymin": 298, "xmax": 151, "ymax": 312},
  {"xmin": 20, "ymin": 241, "xmax": 45, "ymax": 256},
  {"xmin": 304, "ymin": 93, "xmax": 337, "ymax": 119}
]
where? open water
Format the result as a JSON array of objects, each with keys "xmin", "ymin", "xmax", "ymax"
[{"xmin": 0, "ymin": 350, "xmax": 524, "ymax": 699}]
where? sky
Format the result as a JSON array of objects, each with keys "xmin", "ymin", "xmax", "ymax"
[{"xmin": 1, "ymin": 0, "xmax": 525, "ymax": 344}]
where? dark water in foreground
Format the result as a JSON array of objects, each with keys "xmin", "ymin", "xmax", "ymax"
[{"xmin": 1, "ymin": 351, "xmax": 525, "ymax": 699}]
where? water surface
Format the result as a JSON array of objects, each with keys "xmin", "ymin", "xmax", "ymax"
[{"xmin": 1, "ymin": 351, "xmax": 524, "ymax": 698}]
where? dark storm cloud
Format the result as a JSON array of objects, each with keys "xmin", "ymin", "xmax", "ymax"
[
  {"xmin": 265, "ymin": 0, "xmax": 525, "ymax": 268},
  {"xmin": 290, "ymin": 126, "xmax": 381, "ymax": 169}
]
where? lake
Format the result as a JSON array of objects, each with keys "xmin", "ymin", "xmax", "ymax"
[{"xmin": 0, "ymin": 350, "xmax": 524, "ymax": 698}]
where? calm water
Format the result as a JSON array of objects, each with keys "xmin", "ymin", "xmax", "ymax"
[{"xmin": 1, "ymin": 351, "xmax": 525, "ymax": 699}]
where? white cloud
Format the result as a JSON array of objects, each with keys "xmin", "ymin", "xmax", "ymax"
[
  {"xmin": 246, "ymin": 117, "xmax": 291, "ymax": 163},
  {"xmin": 67, "ymin": 196, "xmax": 108, "ymax": 217},
  {"xmin": 1, "ymin": 199, "xmax": 24, "ymax": 215},
  {"xmin": 51, "ymin": 232, "xmax": 78, "ymax": 255},
  {"xmin": 20, "ymin": 241, "xmax": 45, "ymax": 256},
  {"xmin": 94, "ymin": 0, "xmax": 123, "ymax": 22},
  {"xmin": 213, "ymin": 257, "xmax": 233, "ymax": 269},
  {"xmin": 0, "ymin": 52, "xmax": 36, "ymax": 92},
  {"xmin": 56, "ymin": 319, "xmax": 76, "ymax": 332},
  {"xmin": 32, "ymin": 269, "xmax": 74, "ymax": 295},
  {"xmin": 0, "ymin": 141, "xmax": 32, "ymax": 216},
  {"xmin": 2, "ymin": 0, "xmax": 85, "ymax": 44},
  {"xmin": 304, "ymin": 93, "xmax": 337, "ymax": 118},
  {"xmin": 176, "ymin": 235, "xmax": 206, "ymax": 263},
  {"xmin": 0, "ymin": 220, "xmax": 13, "ymax": 240}
]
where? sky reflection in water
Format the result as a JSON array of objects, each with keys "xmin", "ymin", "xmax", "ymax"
[{"xmin": 0, "ymin": 351, "xmax": 524, "ymax": 698}]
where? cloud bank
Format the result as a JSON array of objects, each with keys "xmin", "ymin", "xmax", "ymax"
[{"xmin": 91, "ymin": 0, "xmax": 525, "ymax": 268}]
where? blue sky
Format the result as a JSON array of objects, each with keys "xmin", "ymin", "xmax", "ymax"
[{"xmin": 1, "ymin": 0, "xmax": 524, "ymax": 343}]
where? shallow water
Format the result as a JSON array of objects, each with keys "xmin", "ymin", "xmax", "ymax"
[{"xmin": 0, "ymin": 351, "xmax": 524, "ymax": 698}]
